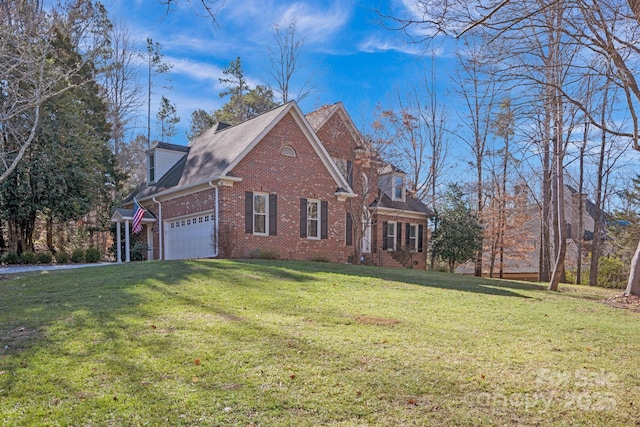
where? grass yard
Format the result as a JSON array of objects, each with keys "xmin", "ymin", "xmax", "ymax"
[{"xmin": 1, "ymin": 259, "xmax": 640, "ymax": 426}]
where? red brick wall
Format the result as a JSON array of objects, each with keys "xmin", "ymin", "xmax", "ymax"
[
  {"xmin": 218, "ymin": 111, "xmax": 349, "ymax": 262},
  {"xmin": 138, "ymin": 107, "xmax": 428, "ymax": 269},
  {"xmin": 371, "ymin": 212, "xmax": 428, "ymax": 270}
]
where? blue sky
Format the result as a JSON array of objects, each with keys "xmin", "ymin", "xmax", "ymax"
[{"xmin": 105, "ymin": 0, "xmax": 456, "ymax": 146}]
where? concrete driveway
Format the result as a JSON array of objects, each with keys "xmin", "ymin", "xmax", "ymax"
[{"xmin": 0, "ymin": 262, "xmax": 114, "ymax": 275}]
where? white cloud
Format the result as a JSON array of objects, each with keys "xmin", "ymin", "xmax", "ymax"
[
  {"xmin": 221, "ymin": 0, "xmax": 352, "ymax": 45},
  {"xmin": 358, "ymin": 36, "xmax": 425, "ymax": 55},
  {"xmin": 278, "ymin": 2, "xmax": 352, "ymax": 44},
  {"xmin": 168, "ymin": 57, "xmax": 223, "ymax": 86}
]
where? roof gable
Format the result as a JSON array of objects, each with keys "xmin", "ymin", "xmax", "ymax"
[
  {"xmin": 129, "ymin": 101, "xmax": 356, "ymax": 202},
  {"xmin": 224, "ymin": 102, "xmax": 355, "ymax": 194},
  {"xmin": 306, "ymin": 102, "xmax": 365, "ymax": 149}
]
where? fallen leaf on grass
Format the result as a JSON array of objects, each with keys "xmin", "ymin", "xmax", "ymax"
[
  {"xmin": 195, "ymin": 358, "xmax": 201, "ymax": 366},
  {"xmin": 407, "ymin": 398, "xmax": 418, "ymax": 406},
  {"xmin": 192, "ymin": 377, "xmax": 199, "ymax": 383},
  {"xmin": 150, "ymin": 325, "xmax": 157, "ymax": 329},
  {"xmin": 289, "ymin": 374, "xmax": 296, "ymax": 379}
]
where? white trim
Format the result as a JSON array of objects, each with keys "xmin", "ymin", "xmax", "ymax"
[
  {"xmin": 408, "ymin": 223, "xmax": 418, "ymax": 252},
  {"xmin": 165, "ymin": 209, "xmax": 216, "ymax": 223},
  {"xmin": 291, "ymin": 104, "xmax": 355, "ymax": 195},
  {"xmin": 392, "ymin": 175, "xmax": 406, "ymax": 202},
  {"xmin": 252, "ymin": 192, "xmax": 269, "ymax": 236},
  {"xmin": 147, "ymin": 153, "xmax": 155, "ymax": 184},
  {"xmin": 133, "ymin": 176, "xmax": 242, "ymax": 205},
  {"xmin": 386, "ymin": 220, "xmax": 397, "ymax": 251},
  {"xmin": 280, "ymin": 145, "xmax": 296, "ymax": 157},
  {"xmin": 372, "ymin": 206, "xmax": 429, "ymax": 220},
  {"xmin": 306, "ymin": 199, "xmax": 321, "ymax": 240}
]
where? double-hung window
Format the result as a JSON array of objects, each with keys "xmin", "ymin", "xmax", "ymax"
[
  {"xmin": 148, "ymin": 153, "xmax": 155, "ymax": 184},
  {"xmin": 392, "ymin": 175, "xmax": 405, "ymax": 201},
  {"xmin": 307, "ymin": 199, "xmax": 320, "ymax": 239},
  {"xmin": 253, "ymin": 193, "xmax": 268, "ymax": 235},
  {"xmin": 245, "ymin": 191, "xmax": 277, "ymax": 236},
  {"xmin": 408, "ymin": 224, "xmax": 418, "ymax": 252},
  {"xmin": 386, "ymin": 221, "xmax": 396, "ymax": 251}
]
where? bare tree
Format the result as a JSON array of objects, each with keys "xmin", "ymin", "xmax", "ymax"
[
  {"xmin": 380, "ymin": 0, "xmax": 640, "ymax": 295},
  {"xmin": 451, "ymin": 39, "xmax": 499, "ymax": 276},
  {"xmin": 158, "ymin": 0, "xmax": 224, "ymax": 23},
  {"xmin": 268, "ymin": 19, "xmax": 316, "ymax": 104},
  {"xmin": 378, "ymin": 70, "xmax": 449, "ymax": 202},
  {"xmin": 101, "ymin": 21, "xmax": 142, "ymax": 157}
]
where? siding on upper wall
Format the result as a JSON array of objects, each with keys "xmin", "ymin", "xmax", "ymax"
[{"xmin": 153, "ymin": 149, "xmax": 187, "ymax": 183}]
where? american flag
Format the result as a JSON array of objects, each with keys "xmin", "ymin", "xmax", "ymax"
[{"xmin": 132, "ymin": 198, "xmax": 145, "ymax": 234}]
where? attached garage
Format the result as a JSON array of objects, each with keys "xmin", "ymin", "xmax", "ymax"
[{"xmin": 164, "ymin": 211, "xmax": 216, "ymax": 260}]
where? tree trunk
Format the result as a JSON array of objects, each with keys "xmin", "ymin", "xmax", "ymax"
[
  {"xmin": 539, "ymin": 114, "xmax": 552, "ymax": 282},
  {"xmin": 46, "ymin": 215, "xmax": 54, "ymax": 253},
  {"xmin": 474, "ymin": 162, "xmax": 483, "ymax": 276},
  {"xmin": 625, "ymin": 239, "xmax": 640, "ymax": 296},
  {"xmin": 589, "ymin": 81, "xmax": 609, "ymax": 287}
]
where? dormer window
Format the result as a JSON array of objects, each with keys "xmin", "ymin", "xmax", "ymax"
[
  {"xmin": 148, "ymin": 153, "xmax": 155, "ymax": 184},
  {"xmin": 392, "ymin": 175, "xmax": 405, "ymax": 202}
]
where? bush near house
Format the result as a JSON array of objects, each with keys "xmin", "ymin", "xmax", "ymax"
[
  {"xmin": 20, "ymin": 251, "xmax": 37, "ymax": 265},
  {"xmin": 3, "ymin": 252, "xmax": 20, "ymax": 264},
  {"xmin": 567, "ymin": 256, "xmax": 629, "ymax": 288},
  {"xmin": 70, "ymin": 249, "xmax": 85, "ymax": 264},
  {"xmin": 598, "ymin": 256, "xmax": 628, "ymax": 288},
  {"xmin": 85, "ymin": 247, "xmax": 101, "ymax": 263},
  {"xmin": 55, "ymin": 251, "xmax": 69, "ymax": 264},
  {"xmin": 36, "ymin": 252, "xmax": 53, "ymax": 264}
]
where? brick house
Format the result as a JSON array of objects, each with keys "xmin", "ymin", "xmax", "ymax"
[{"xmin": 112, "ymin": 101, "xmax": 431, "ymax": 268}]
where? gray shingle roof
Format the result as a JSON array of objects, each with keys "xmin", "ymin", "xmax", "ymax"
[
  {"xmin": 371, "ymin": 191, "xmax": 433, "ymax": 216},
  {"xmin": 127, "ymin": 103, "xmax": 293, "ymax": 201},
  {"xmin": 112, "ymin": 208, "xmax": 156, "ymax": 220},
  {"xmin": 305, "ymin": 103, "xmax": 339, "ymax": 131},
  {"xmin": 150, "ymin": 141, "xmax": 190, "ymax": 153}
]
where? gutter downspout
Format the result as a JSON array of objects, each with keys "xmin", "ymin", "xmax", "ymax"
[
  {"xmin": 208, "ymin": 181, "xmax": 219, "ymax": 257},
  {"xmin": 152, "ymin": 197, "xmax": 163, "ymax": 260}
]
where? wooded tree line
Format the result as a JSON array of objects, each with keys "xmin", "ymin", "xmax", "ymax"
[{"xmin": 376, "ymin": 0, "xmax": 640, "ymax": 296}]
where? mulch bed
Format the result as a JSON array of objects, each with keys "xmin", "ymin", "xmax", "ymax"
[{"xmin": 601, "ymin": 294, "xmax": 640, "ymax": 312}]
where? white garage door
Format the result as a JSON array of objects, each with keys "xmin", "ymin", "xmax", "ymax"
[{"xmin": 165, "ymin": 211, "xmax": 215, "ymax": 260}]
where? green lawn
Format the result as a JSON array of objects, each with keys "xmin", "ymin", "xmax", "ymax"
[{"xmin": 1, "ymin": 259, "xmax": 639, "ymax": 426}]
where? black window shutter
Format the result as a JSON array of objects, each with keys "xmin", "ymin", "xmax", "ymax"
[
  {"xmin": 347, "ymin": 160, "xmax": 353, "ymax": 187},
  {"xmin": 245, "ymin": 191, "xmax": 253, "ymax": 234},
  {"xmin": 418, "ymin": 224, "xmax": 424, "ymax": 253},
  {"xmin": 406, "ymin": 223, "xmax": 411, "ymax": 247},
  {"xmin": 397, "ymin": 222, "xmax": 402, "ymax": 249},
  {"xmin": 321, "ymin": 201, "xmax": 328, "ymax": 239},
  {"xmin": 269, "ymin": 194, "xmax": 277, "ymax": 236},
  {"xmin": 346, "ymin": 213, "xmax": 353, "ymax": 246},
  {"xmin": 300, "ymin": 198, "xmax": 307, "ymax": 238},
  {"xmin": 382, "ymin": 221, "xmax": 388, "ymax": 250}
]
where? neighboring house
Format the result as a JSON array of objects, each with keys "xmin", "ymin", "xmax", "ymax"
[
  {"xmin": 112, "ymin": 101, "xmax": 431, "ymax": 268},
  {"xmin": 456, "ymin": 184, "xmax": 605, "ymax": 280}
]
